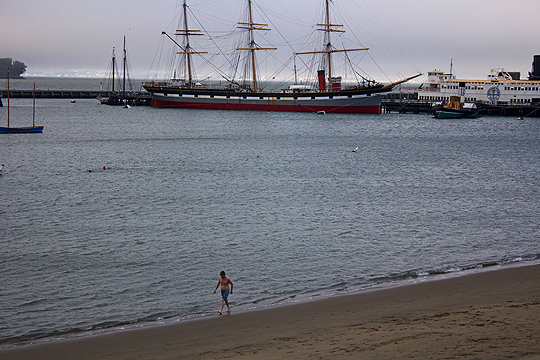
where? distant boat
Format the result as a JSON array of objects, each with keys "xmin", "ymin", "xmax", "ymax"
[
  {"xmin": 0, "ymin": 73, "xmax": 44, "ymax": 133},
  {"xmin": 434, "ymin": 96, "xmax": 479, "ymax": 119},
  {"xmin": 99, "ymin": 36, "xmax": 142, "ymax": 106}
]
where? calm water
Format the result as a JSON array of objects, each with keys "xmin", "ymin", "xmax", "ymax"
[{"xmin": 1, "ymin": 78, "xmax": 539, "ymax": 346}]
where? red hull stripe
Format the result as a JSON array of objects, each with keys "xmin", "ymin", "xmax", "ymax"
[{"xmin": 150, "ymin": 99, "xmax": 381, "ymax": 114}]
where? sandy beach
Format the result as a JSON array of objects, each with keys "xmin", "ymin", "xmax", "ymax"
[{"xmin": 2, "ymin": 263, "xmax": 540, "ymax": 359}]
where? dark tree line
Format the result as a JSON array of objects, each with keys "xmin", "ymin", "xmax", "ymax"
[{"xmin": 0, "ymin": 58, "xmax": 27, "ymax": 78}]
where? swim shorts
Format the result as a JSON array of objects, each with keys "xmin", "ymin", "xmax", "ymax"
[{"xmin": 221, "ymin": 290, "xmax": 229, "ymax": 301}]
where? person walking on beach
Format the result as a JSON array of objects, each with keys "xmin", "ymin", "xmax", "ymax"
[{"xmin": 214, "ymin": 271, "xmax": 233, "ymax": 315}]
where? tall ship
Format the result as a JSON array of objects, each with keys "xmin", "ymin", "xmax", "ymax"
[
  {"xmin": 143, "ymin": 0, "xmax": 418, "ymax": 114},
  {"xmin": 418, "ymin": 55, "xmax": 540, "ymax": 106}
]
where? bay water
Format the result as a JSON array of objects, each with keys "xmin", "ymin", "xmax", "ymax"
[{"xmin": 1, "ymin": 78, "xmax": 539, "ymax": 346}]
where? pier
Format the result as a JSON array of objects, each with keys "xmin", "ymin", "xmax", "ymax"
[
  {"xmin": 2, "ymin": 89, "xmax": 106, "ymax": 99},
  {"xmin": 382, "ymin": 99, "xmax": 540, "ymax": 117},
  {"xmin": 477, "ymin": 103, "xmax": 540, "ymax": 117},
  {"xmin": 0, "ymin": 89, "xmax": 152, "ymax": 106},
  {"xmin": 382, "ymin": 100, "xmax": 433, "ymax": 114}
]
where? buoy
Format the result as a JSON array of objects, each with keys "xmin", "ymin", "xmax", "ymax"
[
  {"xmin": 103, "ymin": 165, "xmax": 107, "ymax": 170},
  {"xmin": 71, "ymin": 100, "xmax": 76, "ymax": 103}
]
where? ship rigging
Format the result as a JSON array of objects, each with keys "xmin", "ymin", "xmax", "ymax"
[{"xmin": 143, "ymin": 0, "xmax": 420, "ymax": 113}]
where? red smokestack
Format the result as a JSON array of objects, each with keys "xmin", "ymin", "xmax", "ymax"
[{"xmin": 318, "ymin": 70, "xmax": 326, "ymax": 91}]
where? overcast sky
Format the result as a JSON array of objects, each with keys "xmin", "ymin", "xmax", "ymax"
[{"xmin": 2, "ymin": 0, "xmax": 540, "ymax": 83}]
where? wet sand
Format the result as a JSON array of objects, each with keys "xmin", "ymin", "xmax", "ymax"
[{"xmin": 3, "ymin": 263, "xmax": 540, "ymax": 359}]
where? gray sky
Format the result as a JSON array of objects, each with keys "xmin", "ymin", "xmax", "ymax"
[{"xmin": 2, "ymin": 0, "xmax": 540, "ymax": 83}]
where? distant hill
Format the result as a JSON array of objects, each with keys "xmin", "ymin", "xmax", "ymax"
[{"xmin": 0, "ymin": 58, "xmax": 27, "ymax": 78}]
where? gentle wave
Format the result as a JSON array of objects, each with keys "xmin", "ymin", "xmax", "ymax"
[{"xmin": 2, "ymin": 255, "xmax": 539, "ymax": 348}]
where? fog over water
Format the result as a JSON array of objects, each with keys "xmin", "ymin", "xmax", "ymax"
[{"xmin": 2, "ymin": 0, "xmax": 540, "ymax": 81}]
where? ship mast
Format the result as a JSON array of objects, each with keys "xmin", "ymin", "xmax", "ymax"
[
  {"xmin": 324, "ymin": 0, "xmax": 334, "ymax": 91},
  {"xmin": 237, "ymin": 0, "xmax": 276, "ymax": 92},
  {"xmin": 296, "ymin": 0, "xmax": 368, "ymax": 92},
  {"xmin": 173, "ymin": 0, "xmax": 206, "ymax": 87}
]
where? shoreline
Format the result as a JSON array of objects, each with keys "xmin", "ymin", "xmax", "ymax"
[
  {"xmin": 2, "ymin": 262, "xmax": 540, "ymax": 359},
  {"xmin": 2, "ymin": 259, "xmax": 535, "ymax": 349}
]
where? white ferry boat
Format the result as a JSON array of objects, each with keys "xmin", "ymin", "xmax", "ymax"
[{"xmin": 418, "ymin": 56, "xmax": 540, "ymax": 105}]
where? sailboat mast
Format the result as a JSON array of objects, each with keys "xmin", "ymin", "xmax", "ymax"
[
  {"xmin": 123, "ymin": 36, "xmax": 127, "ymax": 94},
  {"xmin": 112, "ymin": 47, "xmax": 115, "ymax": 93},
  {"xmin": 6, "ymin": 69, "xmax": 9, "ymax": 128},
  {"xmin": 33, "ymin": 83, "xmax": 36, "ymax": 127}
]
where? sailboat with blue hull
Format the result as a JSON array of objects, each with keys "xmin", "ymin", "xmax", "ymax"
[{"xmin": 1, "ymin": 73, "xmax": 44, "ymax": 133}]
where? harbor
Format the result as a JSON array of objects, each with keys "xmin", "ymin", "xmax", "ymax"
[
  {"xmin": 4, "ymin": 54, "xmax": 540, "ymax": 115},
  {"xmin": 3, "ymin": 0, "xmax": 540, "ymax": 357}
]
